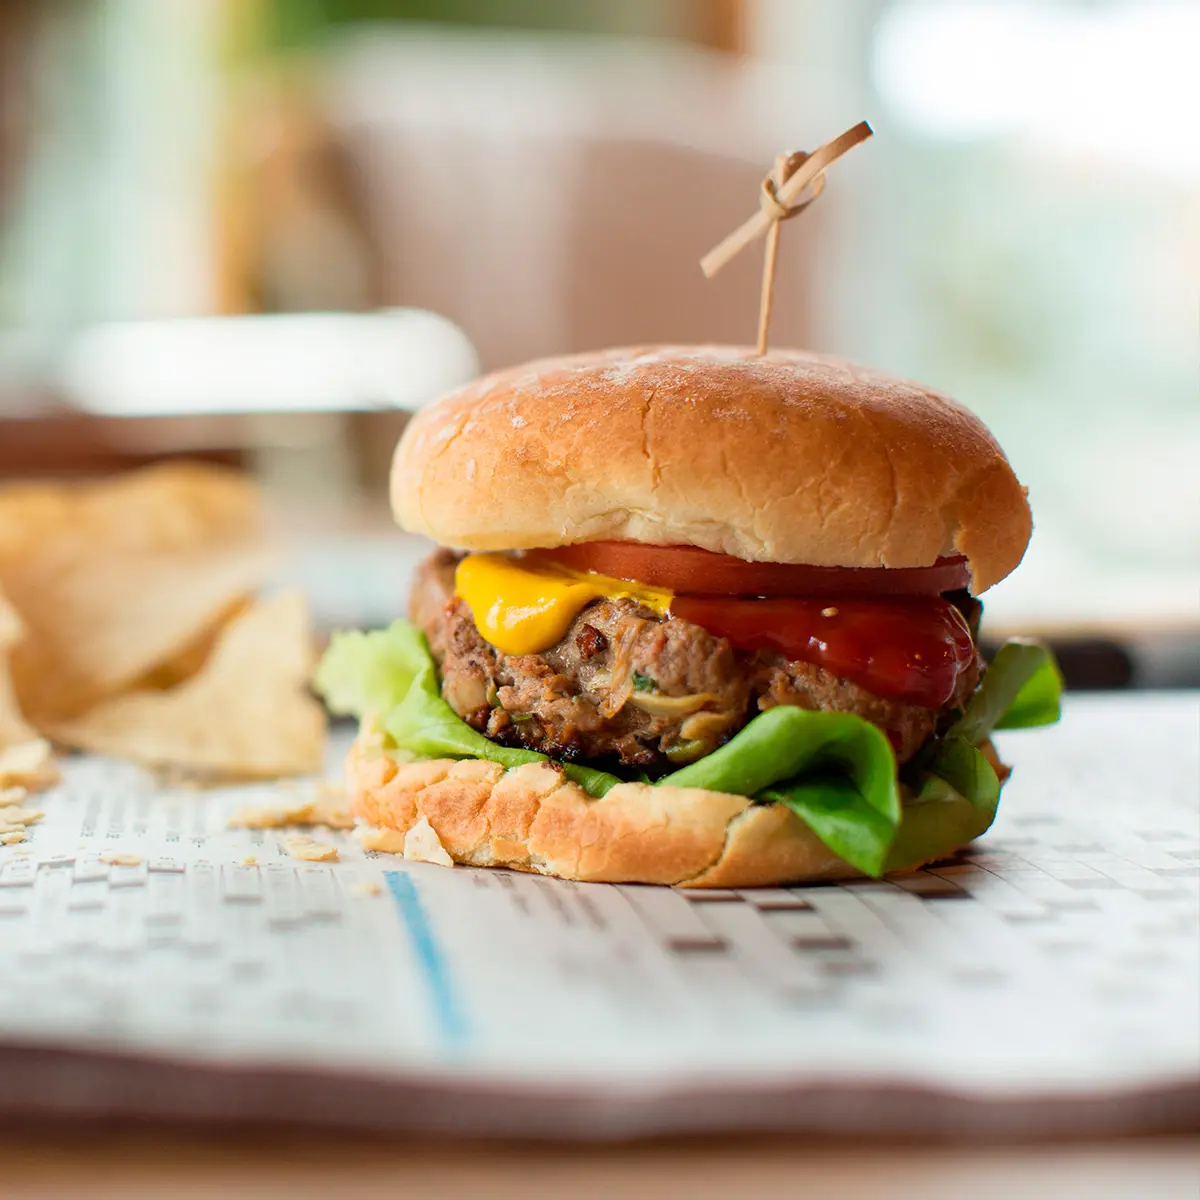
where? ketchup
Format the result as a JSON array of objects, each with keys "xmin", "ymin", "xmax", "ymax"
[{"xmin": 670, "ymin": 596, "xmax": 976, "ymax": 708}]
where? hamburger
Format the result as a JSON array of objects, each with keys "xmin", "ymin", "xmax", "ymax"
[{"xmin": 316, "ymin": 346, "xmax": 1061, "ymax": 886}]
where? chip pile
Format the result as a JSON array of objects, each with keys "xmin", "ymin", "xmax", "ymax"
[{"xmin": 0, "ymin": 463, "xmax": 326, "ymax": 782}]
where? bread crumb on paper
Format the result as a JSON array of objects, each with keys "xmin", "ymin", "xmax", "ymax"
[
  {"xmin": 359, "ymin": 826, "xmax": 407, "ymax": 855},
  {"xmin": 350, "ymin": 880, "xmax": 383, "ymax": 897},
  {"xmin": 282, "ymin": 833, "xmax": 339, "ymax": 863},
  {"xmin": 360, "ymin": 817, "xmax": 452, "ymax": 866},
  {"xmin": 1, "ymin": 831, "xmax": 27, "ymax": 845},
  {"xmin": 0, "ymin": 807, "xmax": 42, "ymax": 828},
  {"xmin": 99, "ymin": 851, "xmax": 143, "ymax": 867},
  {"xmin": 403, "ymin": 817, "xmax": 454, "ymax": 868},
  {"xmin": 228, "ymin": 797, "xmax": 354, "ymax": 831},
  {"xmin": 241, "ymin": 855, "xmax": 258, "ymax": 866}
]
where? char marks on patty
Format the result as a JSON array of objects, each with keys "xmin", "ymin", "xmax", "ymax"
[{"xmin": 410, "ymin": 550, "xmax": 980, "ymax": 773}]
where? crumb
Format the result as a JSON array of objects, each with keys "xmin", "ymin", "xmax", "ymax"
[
  {"xmin": 282, "ymin": 834, "xmax": 339, "ymax": 863},
  {"xmin": 0, "ymin": 807, "xmax": 43, "ymax": 827},
  {"xmin": 227, "ymin": 804, "xmax": 295, "ymax": 829},
  {"xmin": 821, "ymin": 606, "xmax": 839, "ymax": 618},
  {"xmin": 359, "ymin": 826, "xmax": 407, "ymax": 855},
  {"xmin": 402, "ymin": 817, "xmax": 453, "ymax": 868},
  {"xmin": 351, "ymin": 880, "xmax": 383, "ymax": 897},
  {"xmin": 1, "ymin": 831, "xmax": 27, "ymax": 845},
  {"xmin": 310, "ymin": 801, "xmax": 354, "ymax": 830},
  {"xmin": 99, "ymin": 851, "xmax": 143, "ymax": 867},
  {"xmin": 241, "ymin": 855, "xmax": 258, "ymax": 866},
  {"xmin": 228, "ymin": 800, "xmax": 354, "ymax": 832}
]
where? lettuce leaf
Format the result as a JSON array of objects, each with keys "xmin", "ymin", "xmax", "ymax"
[
  {"xmin": 884, "ymin": 781, "xmax": 997, "ymax": 873},
  {"xmin": 950, "ymin": 639, "xmax": 1062, "ymax": 743},
  {"xmin": 922, "ymin": 736, "xmax": 1000, "ymax": 809},
  {"xmin": 669, "ymin": 705, "xmax": 900, "ymax": 820},
  {"xmin": 762, "ymin": 774, "xmax": 897, "ymax": 877},
  {"xmin": 668, "ymin": 707, "xmax": 901, "ymax": 877},
  {"xmin": 995, "ymin": 651, "xmax": 1064, "ymax": 730},
  {"xmin": 313, "ymin": 626, "xmax": 424, "ymax": 719}
]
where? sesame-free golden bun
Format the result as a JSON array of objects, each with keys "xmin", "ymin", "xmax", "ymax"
[
  {"xmin": 392, "ymin": 345, "xmax": 1032, "ymax": 594},
  {"xmin": 347, "ymin": 733, "xmax": 1001, "ymax": 887}
]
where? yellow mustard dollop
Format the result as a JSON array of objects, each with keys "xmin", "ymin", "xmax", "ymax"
[{"xmin": 454, "ymin": 552, "xmax": 673, "ymax": 655}]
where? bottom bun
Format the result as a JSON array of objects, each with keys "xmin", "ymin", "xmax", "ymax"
[{"xmin": 347, "ymin": 732, "xmax": 1001, "ymax": 887}]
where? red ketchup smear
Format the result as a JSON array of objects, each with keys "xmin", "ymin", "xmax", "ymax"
[{"xmin": 670, "ymin": 596, "xmax": 976, "ymax": 708}]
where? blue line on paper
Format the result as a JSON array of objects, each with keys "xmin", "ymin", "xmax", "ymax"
[{"xmin": 384, "ymin": 870, "xmax": 469, "ymax": 1051}]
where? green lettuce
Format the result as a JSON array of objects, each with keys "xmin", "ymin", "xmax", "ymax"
[
  {"xmin": 766, "ymin": 774, "xmax": 898, "ymax": 878},
  {"xmin": 313, "ymin": 627, "xmax": 423, "ymax": 719},
  {"xmin": 313, "ymin": 620, "xmax": 1061, "ymax": 878},
  {"xmin": 884, "ymin": 783, "xmax": 998, "ymax": 873},
  {"xmin": 665, "ymin": 704, "xmax": 898, "ymax": 803},
  {"xmin": 668, "ymin": 707, "xmax": 901, "ymax": 877},
  {"xmin": 995, "ymin": 650, "xmax": 1064, "ymax": 730},
  {"xmin": 949, "ymin": 639, "xmax": 1062, "ymax": 742},
  {"xmin": 921, "ymin": 737, "xmax": 1000, "ymax": 809}
]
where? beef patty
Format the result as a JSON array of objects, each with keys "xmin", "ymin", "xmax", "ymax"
[{"xmin": 410, "ymin": 550, "xmax": 981, "ymax": 773}]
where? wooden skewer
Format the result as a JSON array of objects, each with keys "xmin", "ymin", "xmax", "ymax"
[{"xmin": 700, "ymin": 120, "xmax": 874, "ymax": 355}]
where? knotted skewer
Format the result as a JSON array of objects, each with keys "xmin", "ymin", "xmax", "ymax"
[{"xmin": 701, "ymin": 120, "xmax": 874, "ymax": 355}]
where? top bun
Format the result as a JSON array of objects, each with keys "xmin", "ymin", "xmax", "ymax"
[{"xmin": 392, "ymin": 346, "xmax": 1031, "ymax": 593}]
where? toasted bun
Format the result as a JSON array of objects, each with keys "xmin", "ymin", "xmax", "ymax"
[
  {"xmin": 392, "ymin": 346, "xmax": 1031, "ymax": 593},
  {"xmin": 347, "ymin": 736, "xmax": 1000, "ymax": 887}
]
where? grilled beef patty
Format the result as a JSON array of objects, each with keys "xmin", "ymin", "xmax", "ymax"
[{"xmin": 411, "ymin": 550, "xmax": 981, "ymax": 773}]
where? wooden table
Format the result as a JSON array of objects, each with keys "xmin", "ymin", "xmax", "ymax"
[{"xmin": 4, "ymin": 1127, "xmax": 1198, "ymax": 1198}]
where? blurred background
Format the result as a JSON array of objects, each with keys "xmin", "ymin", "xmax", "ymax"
[{"xmin": 0, "ymin": 0, "xmax": 1196, "ymax": 684}]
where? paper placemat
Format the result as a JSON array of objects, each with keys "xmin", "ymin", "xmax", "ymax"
[{"xmin": 1, "ymin": 693, "xmax": 1196, "ymax": 1138}]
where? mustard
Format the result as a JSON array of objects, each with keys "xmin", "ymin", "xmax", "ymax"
[{"xmin": 454, "ymin": 553, "xmax": 673, "ymax": 655}]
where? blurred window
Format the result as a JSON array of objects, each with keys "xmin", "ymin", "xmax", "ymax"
[{"xmin": 814, "ymin": 0, "xmax": 1197, "ymax": 629}]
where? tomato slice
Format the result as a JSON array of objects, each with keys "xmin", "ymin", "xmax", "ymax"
[
  {"xmin": 528, "ymin": 542, "xmax": 970, "ymax": 598},
  {"xmin": 671, "ymin": 595, "xmax": 976, "ymax": 707}
]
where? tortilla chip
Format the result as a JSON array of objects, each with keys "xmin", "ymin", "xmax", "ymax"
[
  {"xmin": 0, "ymin": 462, "xmax": 263, "ymax": 563},
  {"xmin": 50, "ymin": 591, "xmax": 325, "ymax": 779},
  {"xmin": 129, "ymin": 597, "xmax": 252, "ymax": 692},
  {"xmin": 0, "ymin": 738, "xmax": 59, "ymax": 791},
  {"xmin": 0, "ymin": 590, "xmax": 35, "ymax": 746},
  {"xmin": 0, "ymin": 488, "xmax": 74, "ymax": 564},
  {"xmin": 7, "ymin": 542, "xmax": 269, "ymax": 723},
  {"xmin": 0, "ymin": 462, "xmax": 270, "ymax": 722}
]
